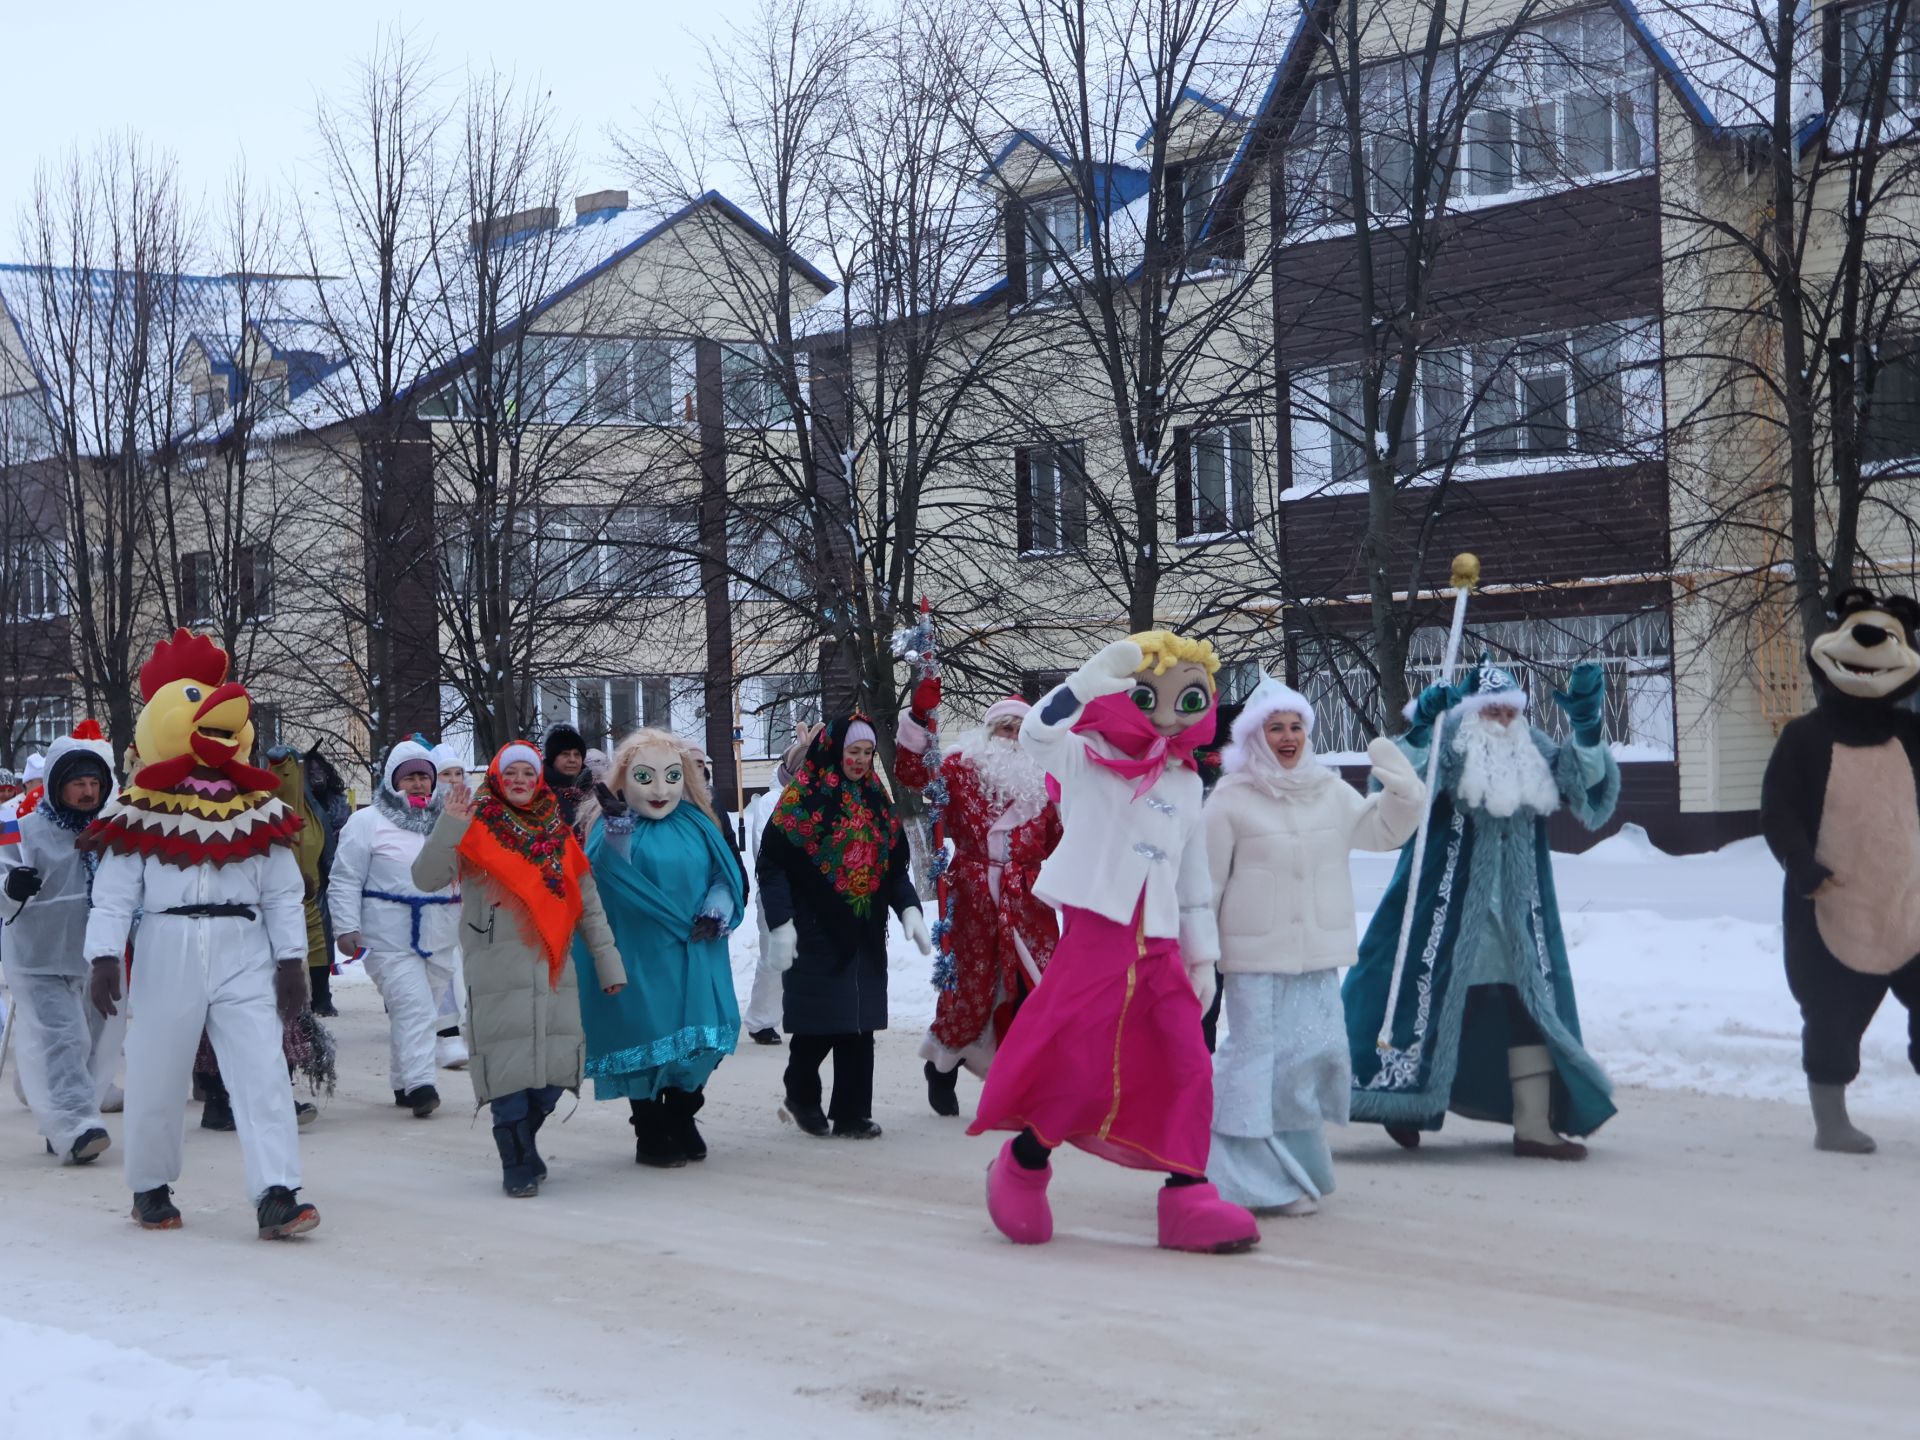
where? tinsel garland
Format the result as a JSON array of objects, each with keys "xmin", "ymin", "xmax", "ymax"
[{"xmin": 893, "ymin": 606, "xmax": 957, "ymax": 992}]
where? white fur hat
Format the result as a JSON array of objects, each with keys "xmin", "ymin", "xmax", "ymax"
[{"xmin": 1221, "ymin": 675, "xmax": 1316, "ymax": 773}]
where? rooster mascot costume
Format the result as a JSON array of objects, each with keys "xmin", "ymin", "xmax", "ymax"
[{"xmin": 82, "ymin": 630, "xmax": 320, "ymax": 1238}]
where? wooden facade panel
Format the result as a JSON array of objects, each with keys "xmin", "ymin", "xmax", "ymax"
[
  {"xmin": 1273, "ymin": 176, "xmax": 1663, "ymax": 368},
  {"xmin": 1279, "ymin": 462, "xmax": 1670, "ymax": 601}
]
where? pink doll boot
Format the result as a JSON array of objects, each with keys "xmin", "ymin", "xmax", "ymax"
[
  {"xmin": 1157, "ymin": 1182, "xmax": 1260, "ymax": 1254},
  {"xmin": 986, "ymin": 1139, "xmax": 1054, "ymax": 1245}
]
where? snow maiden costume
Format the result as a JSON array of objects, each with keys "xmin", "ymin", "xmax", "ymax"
[
  {"xmin": 894, "ymin": 690, "xmax": 1061, "ymax": 1116},
  {"xmin": 2, "ymin": 720, "xmax": 118, "ymax": 1166},
  {"xmin": 574, "ymin": 729, "xmax": 744, "ymax": 1167},
  {"xmin": 328, "ymin": 738, "xmax": 462, "ymax": 1118},
  {"xmin": 411, "ymin": 742, "xmax": 623, "ymax": 1197},
  {"xmin": 1343, "ymin": 662, "xmax": 1619, "ymax": 1159},
  {"xmin": 756, "ymin": 715, "xmax": 932, "ymax": 1140},
  {"xmin": 1760, "ymin": 588, "xmax": 1920, "ymax": 1154},
  {"xmin": 971, "ymin": 633, "xmax": 1261, "ymax": 1254},
  {"xmin": 1204, "ymin": 680, "xmax": 1425, "ymax": 1214},
  {"xmin": 81, "ymin": 630, "xmax": 321, "ymax": 1238}
]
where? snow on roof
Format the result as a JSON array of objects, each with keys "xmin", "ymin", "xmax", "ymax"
[{"xmin": 1618, "ymin": 0, "xmax": 1822, "ymax": 139}]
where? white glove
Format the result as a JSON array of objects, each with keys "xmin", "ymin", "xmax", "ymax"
[
  {"xmin": 901, "ymin": 906, "xmax": 934, "ymax": 956},
  {"xmin": 765, "ymin": 922, "xmax": 798, "ymax": 973},
  {"xmin": 1366, "ymin": 736, "xmax": 1423, "ymax": 799},
  {"xmin": 1064, "ymin": 639, "xmax": 1145, "ymax": 704},
  {"xmin": 1187, "ymin": 962, "xmax": 1218, "ymax": 1015}
]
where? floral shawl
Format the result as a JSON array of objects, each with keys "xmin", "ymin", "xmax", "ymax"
[
  {"xmin": 768, "ymin": 713, "xmax": 902, "ymax": 920},
  {"xmin": 457, "ymin": 742, "xmax": 592, "ymax": 987}
]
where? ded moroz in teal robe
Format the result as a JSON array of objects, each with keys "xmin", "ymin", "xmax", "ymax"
[
  {"xmin": 1344, "ymin": 713, "xmax": 1620, "ymax": 1138},
  {"xmin": 574, "ymin": 805, "xmax": 745, "ymax": 1102}
]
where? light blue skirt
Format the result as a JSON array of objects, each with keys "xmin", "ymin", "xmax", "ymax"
[{"xmin": 1210, "ymin": 970, "xmax": 1348, "ymax": 1210}]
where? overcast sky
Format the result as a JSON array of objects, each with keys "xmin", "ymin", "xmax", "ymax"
[{"xmin": 0, "ymin": 1, "xmax": 765, "ymax": 255}]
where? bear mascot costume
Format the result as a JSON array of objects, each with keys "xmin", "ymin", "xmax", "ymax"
[{"xmin": 1761, "ymin": 587, "xmax": 1920, "ymax": 1153}]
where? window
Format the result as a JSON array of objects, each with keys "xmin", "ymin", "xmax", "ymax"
[
  {"xmin": 1026, "ymin": 196, "xmax": 1079, "ymax": 296},
  {"xmin": 1838, "ymin": 1, "xmax": 1920, "ymax": 114},
  {"xmin": 1015, "ymin": 443, "xmax": 1088, "ymax": 554},
  {"xmin": 192, "ymin": 386, "xmax": 227, "ymax": 429},
  {"xmin": 14, "ymin": 693, "xmax": 70, "ymax": 767},
  {"xmin": 179, "ymin": 546, "xmax": 270, "ymax": 624},
  {"xmin": 1177, "ymin": 421, "xmax": 1255, "ymax": 536},
  {"xmin": 1468, "ymin": 15, "xmax": 1651, "ymax": 196},
  {"xmin": 538, "ymin": 676, "xmax": 691, "ymax": 752},
  {"xmin": 1294, "ymin": 77, "xmax": 1421, "ymax": 223},
  {"xmin": 722, "ymin": 345, "xmax": 794, "ymax": 429},
  {"xmin": 1863, "ymin": 338, "xmax": 1920, "ymax": 466},
  {"xmin": 0, "ymin": 390, "xmax": 51, "ymax": 455},
  {"xmin": 8, "ymin": 538, "xmax": 64, "ymax": 621},
  {"xmin": 1020, "ymin": 668, "xmax": 1071, "ymax": 704},
  {"xmin": 417, "ymin": 383, "xmax": 467, "ymax": 422},
  {"xmin": 179, "ymin": 551, "xmax": 214, "ymax": 625},
  {"xmin": 252, "ymin": 703, "xmax": 284, "ymax": 753},
  {"xmin": 745, "ymin": 673, "xmax": 819, "ymax": 759},
  {"xmin": 236, "ymin": 544, "xmax": 271, "ymax": 622},
  {"xmin": 252, "ymin": 375, "xmax": 288, "ymax": 411},
  {"xmin": 1217, "ymin": 661, "xmax": 1261, "ymax": 706}
]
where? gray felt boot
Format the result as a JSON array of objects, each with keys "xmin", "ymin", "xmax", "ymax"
[{"xmin": 1809, "ymin": 1081, "xmax": 1876, "ymax": 1154}]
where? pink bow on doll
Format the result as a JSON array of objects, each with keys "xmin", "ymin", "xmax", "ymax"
[{"xmin": 1068, "ymin": 691, "xmax": 1217, "ymax": 801}]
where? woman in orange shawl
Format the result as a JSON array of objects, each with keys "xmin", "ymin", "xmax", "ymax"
[{"xmin": 412, "ymin": 742, "xmax": 623, "ymax": 1197}]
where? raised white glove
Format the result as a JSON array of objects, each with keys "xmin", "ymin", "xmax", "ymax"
[
  {"xmin": 765, "ymin": 922, "xmax": 798, "ymax": 973},
  {"xmin": 1366, "ymin": 736, "xmax": 1423, "ymax": 798},
  {"xmin": 1064, "ymin": 639, "xmax": 1145, "ymax": 704},
  {"xmin": 1187, "ymin": 962, "xmax": 1218, "ymax": 1015},
  {"xmin": 901, "ymin": 906, "xmax": 934, "ymax": 956}
]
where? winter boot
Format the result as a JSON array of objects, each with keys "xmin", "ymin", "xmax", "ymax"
[
  {"xmin": 308, "ymin": 964, "xmax": 338, "ymax": 1018},
  {"xmin": 1809, "ymin": 1080, "xmax": 1877, "ymax": 1154},
  {"xmin": 1274, "ymin": 1196, "xmax": 1320, "ymax": 1218},
  {"xmin": 197, "ymin": 1073, "xmax": 235, "ymax": 1132},
  {"xmin": 779, "ymin": 1096, "xmax": 830, "ymax": 1137},
  {"xmin": 493, "ymin": 1120, "xmax": 541, "ymax": 1197},
  {"xmin": 630, "ymin": 1098, "xmax": 688, "ymax": 1168},
  {"xmin": 1510, "ymin": 1045, "xmax": 1587, "ymax": 1160},
  {"xmin": 1157, "ymin": 1181, "xmax": 1261, "ymax": 1254},
  {"xmin": 68, "ymin": 1127, "xmax": 110, "ymax": 1165},
  {"xmin": 404, "ymin": 1084, "xmax": 441, "ymax": 1119},
  {"xmin": 1384, "ymin": 1123, "xmax": 1422, "ymax": 1150},
  {"xmin": 295, "ymin": 1101, "xmax": 318, "ymax": 1127},
  {"xmin": 131, "ymin": 1185, "xmax": 183, "ymax": 1230},
  {"xmin": 256, "ymin": 1185, "xmax": 320, "ymax": 1240},
  {"xmin": 925, "ymin": 1060, "xmax": 961, "ymax": 1118},
  {"xmin": 832, "ymin": 1118, "xmax": 883, "ymax": 1139},
  {"xmin": 435, "ymin": 1031, "xmax": 470, "ymax": 1071},
  {"xmin": 661, "ymin": 1088, "xmax": 708, "ymax": 1161},
  {"xmin": 985, "ymin": 1138, "xmax": 1053, "ymax": 1245},
  {"xmin": 525, "ymin": 1103, "xmax": 550, "ymax": 1182},
  {"xmin": 748, "ymin": 1027, "xmax": 781, "ymax": 1046}
]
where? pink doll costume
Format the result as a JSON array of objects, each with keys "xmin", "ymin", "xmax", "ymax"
[{"xmin": 969, "ymin": 634, "xmax": 1259, "ymax": 1253}]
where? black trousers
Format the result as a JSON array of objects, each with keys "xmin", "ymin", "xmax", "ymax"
[
  {"xmin": 785, "ymin": 1032, "xmax": 875, "ymax": 1123},
  {"xmin": 1785, "ymin": 929, "xmax": 1920, "ymax": 1085}
]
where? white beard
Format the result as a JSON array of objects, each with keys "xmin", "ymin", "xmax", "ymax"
[
  {"xmin": 952, "ymin": 729, "xmax": 1048, "ymax": 827},
  {"xmin": 1452, "ymin": 713, "xmax": 1561, "ymax": 819}
]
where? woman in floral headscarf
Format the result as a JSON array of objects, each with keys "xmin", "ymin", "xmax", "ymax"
[
  {"xmin": 412, "ymin": 741, "xmax": 623, "ymax": 1197},
  {"xmin": 755, "ymin": 714, "xmax": 932, "ymax": 1140}
]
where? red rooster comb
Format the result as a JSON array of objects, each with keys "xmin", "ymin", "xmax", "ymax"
[
  {"xmin": 139, "ymin": 629, "xmax": 231, "ymax": 703},
  {"xmin": 71, "ymin": 719, "xmax": 105, "ymax": 741}
]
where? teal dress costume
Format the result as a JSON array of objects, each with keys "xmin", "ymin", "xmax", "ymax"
[
  {"xmin": 1344, "ymin": 665, "xmax": 1620, "ymax": 1138},
  {"xmin": 574, "ymin": 806, "xmax": 745, "ymax": 1101}
]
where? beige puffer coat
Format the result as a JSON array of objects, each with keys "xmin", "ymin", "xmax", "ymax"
[
  {"xmin": 1205, "ymin": 738, "xmax": 1426, "ymax": 975},
  {"xmin": 412, "ymin": 811, "xmax": 623, "ymax": 1104}
]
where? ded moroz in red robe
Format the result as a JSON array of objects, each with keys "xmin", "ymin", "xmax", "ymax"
[{"xmin": 894, "ymin": 715, "xmax": 1061, "ymax": 1074}]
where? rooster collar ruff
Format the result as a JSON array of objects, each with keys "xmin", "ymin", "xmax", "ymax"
[{"xmin": 83, "ymin": 789, "xmax": 303, "ymax": 868}]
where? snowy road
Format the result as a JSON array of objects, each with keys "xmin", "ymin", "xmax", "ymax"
[{"xmin": 4, "ymin": 976, "xmax": 1920, "ymax": 1439}]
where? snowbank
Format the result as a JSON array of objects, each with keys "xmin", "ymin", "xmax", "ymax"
[{"xmin": 0, "ymin": 1317, "xmax": 543, "ymax": 1440}]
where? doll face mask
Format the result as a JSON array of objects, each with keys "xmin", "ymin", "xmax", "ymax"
[
  {"xmin": 1127, "ymin": 659, "xmax": 1215, "ymax": 737},
  {"xmin": 626, "ymin": 742, "xmax": 685, "ymax": 820}
]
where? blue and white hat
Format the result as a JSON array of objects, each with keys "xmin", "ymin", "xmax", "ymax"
[{"xmin": 1455, "ymin": 662, "xmax": 1529, "ymax": 716}]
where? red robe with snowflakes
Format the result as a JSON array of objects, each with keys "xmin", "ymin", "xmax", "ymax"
[{"xmin": 894, "ymin": 722, "xmax": 1062, "ymax": 1065}]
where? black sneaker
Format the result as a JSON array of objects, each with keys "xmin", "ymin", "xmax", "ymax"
[
  {"xmin": 295, "ymin": 1102, "xmax": 318, "ymax": 1127},
  {"xmin": 256, "ymin": 1185, "xmax": 320, "ymax": 1239},
  {"xmin": 310, "ymin": 1000, "xmax": 339, "ymax": 1018},
  {"xmin": 132, "ymin": 1185, "xmax": 183, "ymax": 1230},
  {"xmin": 200, "ymin": 1093, "xmax": 236, "ymax": 1132},
  {"xmin": 832, "ymin": 1119, "xmax": 884, "ymax": 1140},
  {"xmin": 69, "ymin": 1127, "xmax": 111, "ymax": 1164},
  {"xmin": 748, "ymin": 1027, "xmax": 781, "ymax": 1046},
  {"xmin": 779, "ymin": 1098, "xmax": 830, "ymax": 1137},
  {"xmin": 393, "ymin": 1090, "xmax": 410, "ymax": 1108},
  {"xmin": 405, "ymin": 1085, "xmax": 441, "ymax": 1119},
  {"xmin": 925, "ymin": 1060, "xmax": 961, "ymax": 1118}
]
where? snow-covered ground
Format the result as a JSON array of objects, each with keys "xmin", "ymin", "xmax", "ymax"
[{"xmin": 5, "ymin": 831, "xmax": 1920, "ymax": 1438}]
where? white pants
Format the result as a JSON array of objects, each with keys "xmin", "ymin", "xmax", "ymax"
[
  {"xmin": 2, "ymin": 961, "xmax": 115, "ymax": 1154},
  {"xmin": 124, "ymin": 936, "xmax": 298, "ymax": 1202},
  {"xmin": 363, "ymin": 947, "xmax": 456, "ymax": 1093},
  {"xmin": 743, "ymin": 919, "xmax": 783, "ymax": 1033}
]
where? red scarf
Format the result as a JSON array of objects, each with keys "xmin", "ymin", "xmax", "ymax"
[
  {"xmin": 457, "ymin": 744, "xmax": 590, "ymax": 988},
  {"xmin": 1069, "ymin": 691, "xmax": 1218, "ymax": 801}
]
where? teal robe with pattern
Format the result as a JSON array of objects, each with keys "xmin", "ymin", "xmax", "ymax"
[{"xmin": 1344, "ymin": 715, "xmax": 1620, "ymax": 1137}]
